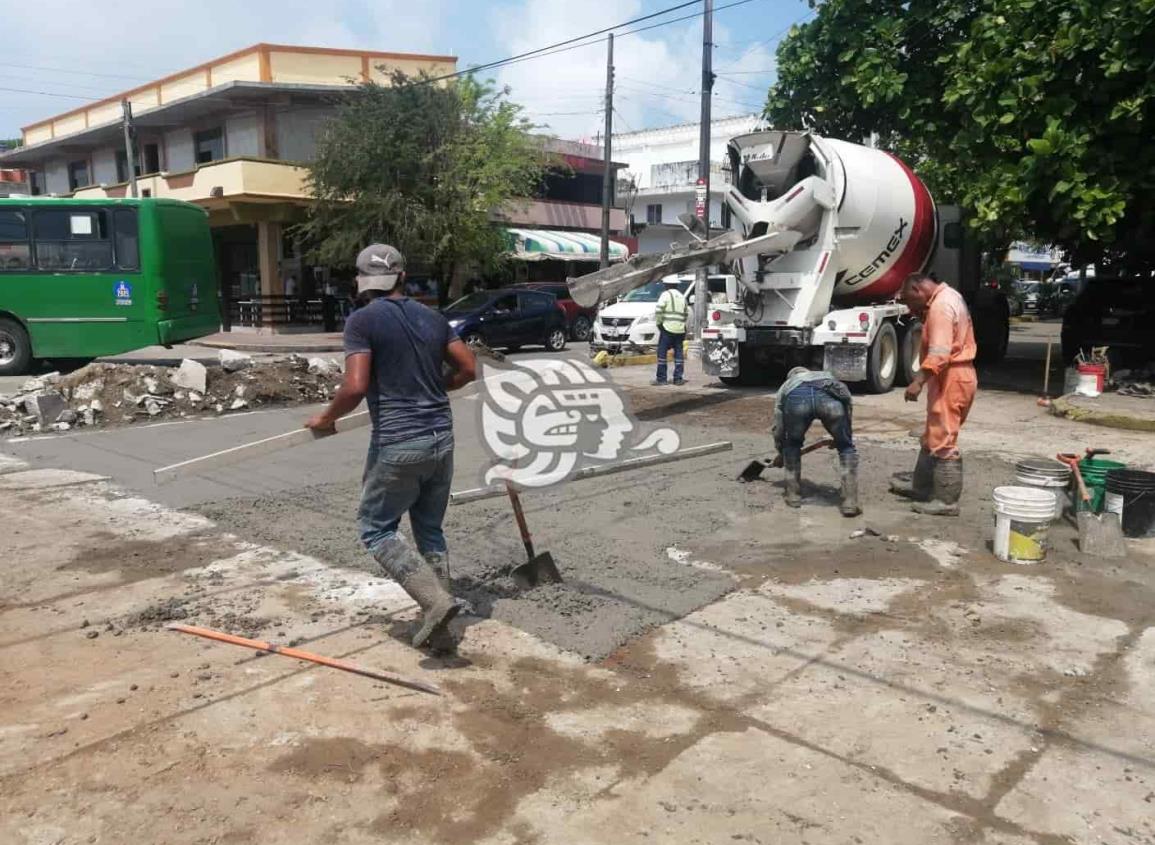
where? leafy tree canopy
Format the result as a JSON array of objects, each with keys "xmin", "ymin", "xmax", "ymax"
[
  {"xmin": 767, "ymin": 0, "xmax": 1155, "ymax": 272},
  {"xmin": 297, "ymin": 71, "xmax": 550, "ymax": 301}
]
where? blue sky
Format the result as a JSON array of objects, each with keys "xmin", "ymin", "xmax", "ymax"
[{"xmin": 0, "ymin": 0, "xmax": 813, "ymax": 141}]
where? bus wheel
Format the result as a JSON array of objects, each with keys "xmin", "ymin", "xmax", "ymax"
[
  {"xmin": 866, "ymin": 321, "xmax": 898, "ymax": 394},
  {"xmin": 0, "ymin": 318, "xmax": 32, "ymax": 376},
  {"xmin": 897, "ymin": 320, "xmax": 922, "ymax": 386}
]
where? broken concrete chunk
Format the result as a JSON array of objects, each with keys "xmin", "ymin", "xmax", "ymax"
[
  {"xmin": 71, "ymin": 381, "xmax": 103, "ymax": 402},
  {"xmin": 55, "ymin": 409, "xmax": 79, "ymax": 425},
  {"xmin": 23, "ymin": 391, "xmax": 68, "ymax": 426},
  {"xmin": 171, "ymin": 359, "xmax": 208, "ymax": 393},
  {"xmin": 229, "ymin": 398, "xmax": 249, "ymax": 411},
  {"xmin": 51, "ymin": 422, "xmax": 72, "ymax": 432},
  {"xmin": 219, "ymin": 349, "xmax": 254, "ymax": 372},
  {"xmin": 144, "ymin": 398, "xmax": 163, "ymax": 416},
  {"xmin": 307, "ymin": 357, "xmax": 339, "ymax": 376},
  {"xmin": 19, "ymin": 372, "xmax": 60, "ymax": 393},
  {"xmin": 89, "ymin": 399, "xmax": 103, "ymax": 413}
]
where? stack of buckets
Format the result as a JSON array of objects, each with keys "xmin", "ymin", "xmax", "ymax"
[
  {"xmin": 1105, "ymin": 468, "xmax": 1155, "ymax": 538},
  {"xmin": 993, "ymin": 458, "xmax": 1073, "ymax": 563}
]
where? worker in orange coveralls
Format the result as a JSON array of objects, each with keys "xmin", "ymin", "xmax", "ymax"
[{"xmin": 890, "ymin": 272, "xmax": 977, "ymax": 516}]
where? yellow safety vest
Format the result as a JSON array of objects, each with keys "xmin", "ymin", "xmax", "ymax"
[{"xmin": 655, "ymin": 289, "xmax": 688, "ymax": 334}]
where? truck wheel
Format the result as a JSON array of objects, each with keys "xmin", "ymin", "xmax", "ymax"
[
  {"xmin": 866, "ymin": 321, "xmax": 898, "ymax": 394},
  {"xmin": 0, "ymin": 318, "xmax": 33, "ymax": 376},
  {"xmin": 897, "ymin": 321, "xmax": 922, "ymax": 386}
]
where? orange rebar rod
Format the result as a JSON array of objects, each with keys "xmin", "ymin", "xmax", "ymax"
[{"xmin": 168, "ymin": 623, "xmax": 441, "ymax": 696}]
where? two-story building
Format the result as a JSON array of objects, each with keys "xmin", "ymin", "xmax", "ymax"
[
  {"xmin": 613, "ymin": 114, "xmax": 764, "ymax": 255},
  {"xmin": 0, "ymin": 44, "xmax": 630, "ymax": 330}
]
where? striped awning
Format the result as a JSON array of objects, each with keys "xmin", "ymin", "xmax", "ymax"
[{"xmin": 505, "ymin": 228, "xmax": 628, "ymax": 262}]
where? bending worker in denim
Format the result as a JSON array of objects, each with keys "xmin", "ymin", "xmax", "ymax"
[
  {"xmin": 772, "ymin": 366, "xmax": 861, "ymax": 516},
  {"xmin": 306, "ymin": 244, "xmax": 477, "ymax": 652}
]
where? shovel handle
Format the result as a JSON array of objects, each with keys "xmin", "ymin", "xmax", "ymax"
[
  {"xmin": 505, "ymin": 483, "xmax": 536, "ymax": 559},
  {"xmin": 770, "ymin": 438, "xmax": 836, "ymax": 468},
  {"xmin": 1057, "ymin": 453, "xmax": 1092, "ymax": 503}
]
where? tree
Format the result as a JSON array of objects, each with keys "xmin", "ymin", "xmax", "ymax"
[
  {"xmin": 766, "ymin": 0, "xmax": 1155, "ymax": 272},
  {"xmin": 297, "ymin": 72, "xmax": 550, "ymax": 304}
]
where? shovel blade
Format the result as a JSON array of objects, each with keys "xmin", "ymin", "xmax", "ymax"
[
  {"xmin": 1077, "ymin": 511, "xmax": 1127, "ymax": 558},
  {"xmin": 510, "ymin": 552, "xmax": 563, "ymax": 589},
  {"xmin": 737, "ymin": 460, "xmax": 768, "ymax": 483}
]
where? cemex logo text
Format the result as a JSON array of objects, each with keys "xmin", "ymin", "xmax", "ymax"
[{"xmin": 479, "ymin": 357, "xmax": 680, "ymax": 489}]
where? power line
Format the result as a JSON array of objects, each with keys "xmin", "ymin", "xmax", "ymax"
[
  {"xmin": 0, "ymin": 61, "xmax": 150, "ymax": 82},
  {"xmin": 429, "ymin": 1, "xmax": 701, "ymax": 83},
  {"xmin": 0, "ymin": 85, "xmax": 98, "ymax": 102}
]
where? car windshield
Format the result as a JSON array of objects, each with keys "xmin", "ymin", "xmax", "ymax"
[
  {"xmin": 622, "ymin": 279, "xmax": 691, "ymax": 302},
  {"xmin": 444, "ymin": 292, "xmax": 493, "ymax": 313}
]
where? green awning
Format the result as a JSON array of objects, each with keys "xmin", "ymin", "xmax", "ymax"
[{"xmin": 505, "ymin": 228, "xmax": 628, "ymax": 262}]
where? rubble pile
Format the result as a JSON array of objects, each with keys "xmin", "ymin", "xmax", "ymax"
[
  {"xmin": 0, "ymin": 351, "xmax": 343, "ymax": 435},
  {"xmin": 1113, "ymin": 363, "xmax": 1155, "ymax": 399}
]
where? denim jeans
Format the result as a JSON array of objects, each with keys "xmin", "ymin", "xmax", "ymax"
[
  {"xmin": 358, "ymin": 430, "xmax": 454, "ymax": 582},
  {"xmin": 780, "ymin": 383, "xmax": 855, "ymax": 465},
  {"xmin": 656, "ymin": 328, "xmax": 685, "ymax": 383}
]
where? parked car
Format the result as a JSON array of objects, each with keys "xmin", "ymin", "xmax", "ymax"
[
  {"xmin": 1014, "ymin": 281, "xmax": 1040, "ymax": 314},
  {"xmin": 443, "ymin": 288, "xmax": 568, "ymax": 352},
  {"xmin": 1061, "ymin": 276, "xmax": 1155, "ymax": 367},
  {"xmin": 589, "ymin": 274, "xmax": 733, "ymax": 352},
  {"xmin": 511, "ymin": 282, "xmax": 596, "ymax": 342}
]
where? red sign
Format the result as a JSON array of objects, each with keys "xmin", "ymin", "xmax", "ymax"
[{"xmin": 695, "ymin": 178, "xmax": 707, "ymax": 219}]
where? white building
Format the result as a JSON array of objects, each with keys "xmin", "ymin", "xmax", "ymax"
[{"xmin": 613, "ymin": 114, "xmax": 764, "ymax": 255}]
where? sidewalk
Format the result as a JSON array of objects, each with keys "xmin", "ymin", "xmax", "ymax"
[{"xmin": 189, "ymin": 331, "xmax": 344, "ymax": 353}]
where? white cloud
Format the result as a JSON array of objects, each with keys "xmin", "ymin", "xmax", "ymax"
[{"xmin": 491, "ymin": 0, "xmax": 775, "ymax": 140}]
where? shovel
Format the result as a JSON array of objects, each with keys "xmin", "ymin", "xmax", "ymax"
[
  {"xmin": 1057, "ymin": 453, "xmax": 1127, "ymax": 558},
  {"xmin": 738, "ymin": 439, "xmax": 835, "ymax": 483},
  {"xmin": 504, "ymin": 483, "xmax": 563, "ymax": 589}
]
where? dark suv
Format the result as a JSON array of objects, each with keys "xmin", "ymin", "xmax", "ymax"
[
  {"xmin": 443, "ymin": 288, "xmax": 569, "ymax": 352},
  {"xmin": 512, "ymin": 282, "xmax": 597, "ymax": 342},
  {"xmin": 1061, "ymin": 276, "xmax": 1155, "ymax": 367}
]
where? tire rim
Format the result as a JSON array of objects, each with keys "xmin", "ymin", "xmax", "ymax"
[
  {"xmin": 0, "ymin": 330, "xmax": 16, "ymax": 366},
  {"xmin": 879, "ymin": 331, "xmax": 897, "ymax": 382},
  {"xmin": 573, "ymin": 318, "xmax": 591, "ymax": 341},
  {"xmin": 549, "ymin": 329, "xmax": 566, "ymax": 349}
]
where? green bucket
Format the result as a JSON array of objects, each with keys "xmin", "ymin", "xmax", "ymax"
[{"xmin": 1079, "ymin": 458, "xmax": 1126, "ymax": 512}]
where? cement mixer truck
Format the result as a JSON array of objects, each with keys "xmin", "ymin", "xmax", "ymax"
[{"xmin": 569, "ymin": 130, "xmax": 1009, "ymax": 392}]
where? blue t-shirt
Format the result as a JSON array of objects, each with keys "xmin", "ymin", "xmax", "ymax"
[{"xmin": 343, "ymin": 296, "xmax": 455, "ymax": 445}]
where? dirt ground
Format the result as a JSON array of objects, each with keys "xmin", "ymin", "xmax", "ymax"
[{"xmin": 2, "ymin": 369, "xmax": 1155, "ymax": 845}]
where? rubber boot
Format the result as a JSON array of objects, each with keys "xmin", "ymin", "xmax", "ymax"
[
  {"xmin": 839, "ymin": 453, "xmax": 862, "ymax": 517},
  {"xmin": 890, "ymin": 447, "xmax": 933, "ymax": 501},
  {"xmin": 422, "ymin": 551, "xmax": 465, "ymax": 655},
  {"xmin": 912, "ymin": 458, "xmax": 963, "ymax": 516},
  {"xmin": 783, "ymin": 455, "xmax": 802, "ymax": 508},
  {"xmin": 373, "ymin": 540, "xmax": 462, "ymax": 650},
  {"xmin": 400, "ymin": 566, "xmax": 464, "ymax": 649}
]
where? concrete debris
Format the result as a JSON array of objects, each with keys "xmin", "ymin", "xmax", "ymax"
[
  {"xmin": 23, "ymin": 391, "xmax": 68, "ymax": 426},
  {"xmin": 171, "ymin": 359, "xmax": 208, "ymax": 394},
  {"xmin": 0, "ymin": 360, "xmax": 340, "ymax": 436},
  {"xmin": 307, "ymin": 357, "xmax": 340, "ymax": 376},
  {"xmin": 218, "ymin": 349, "xmax": 254, "ymax": 372},
  {"xmin": 19, "ymin": 371, "xmax": 60, "ymax": 393}
]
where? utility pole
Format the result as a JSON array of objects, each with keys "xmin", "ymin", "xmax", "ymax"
[
  {"xmin": 121, "ymin": 100, "xmax": 138, "ymax": 198},
  {"xmin": 692, "ymin": 0, "xmax": 714, "ymax": 351},
  {"xmin": 599, "ymin": 32, "xmax": 614, "ymax": 269}
]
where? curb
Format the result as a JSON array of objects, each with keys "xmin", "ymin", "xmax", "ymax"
[
  {"xmin": 189, "ymin": 339, "xmax": 344, "ymax": 353},
  {"xmin": 1049, "ymin": 394, "xmax": 1155, "ymax": 433}
]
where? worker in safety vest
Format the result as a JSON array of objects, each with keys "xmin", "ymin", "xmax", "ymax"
[
  {"xmin": 890, "ymin": 272, "xmax": 978, "ymax": 516},
  {"xmin": 773, "ymin": 367, "xmax": 861, "ymax": 516},
  {"xmin": 652, "ymin": 277, "xmax": 689, "ymax": 386}
]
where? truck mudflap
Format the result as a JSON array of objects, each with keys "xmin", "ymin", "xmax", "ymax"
[
  {"xmin": 824, "ymin": 343, "xmax": 868, "ymax": 381},
  {"xmin": 703, "ymin": 337, "xmax": 740, "ymax": 377}
]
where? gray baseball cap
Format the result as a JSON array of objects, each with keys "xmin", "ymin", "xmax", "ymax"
[{"xmin": 355, "ymin": 244, "xmax": 405, "ymax": 293}]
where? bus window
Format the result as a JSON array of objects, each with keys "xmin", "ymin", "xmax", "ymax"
[
  {"xmin": 33, "ymin": 209, "xmax": 113, "ymax": 271},
  {"xmin": 113, "ymin": 209, "xmax": 140, "ymax": 270},
  {"xmin": 0, "ymin": 209, "xmax": 30, "ymax": 271}
]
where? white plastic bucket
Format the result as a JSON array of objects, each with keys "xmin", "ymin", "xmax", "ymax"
[
  {"xmin": 1013, "ymin": 471, "xmax": 1070, "ymax": 520},
  {"xmin": 1075, "ymin": 370, "xmax": 1102, "ymax": 397},
  {"xmin": 993, "ymin": 486, "xmax": 1056, "ymax": 563}
]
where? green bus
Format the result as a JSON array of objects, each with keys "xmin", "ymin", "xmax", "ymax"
[{"xmin": 0, "ymin": 197, "xmax": 219, "ymax": 375}]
